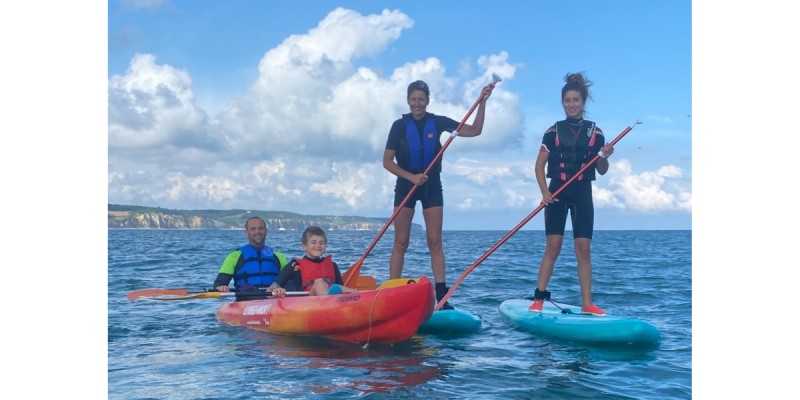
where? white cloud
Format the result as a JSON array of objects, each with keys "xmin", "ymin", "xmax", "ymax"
[
  {"xmin": 106, "ymin": 7, "xmax": 690, "ymax": 227},
  {"xmin": 163, "ymin": 173, "xmax": 246, "ymax": 203},
  {"xmin": 450, "ymin": 157, "xmax": 513, "ymax": 185},
  {"xmin": 215, "ymin": 8, "xmax": 418, "ymax": 161},
  {"xmin": 308, "ymin": 162, "xmax": 378, "ymax": 208},
  {"xmin": 251, "ymin": 159, "xmax": 287, "ymax": 185},
  {"xmin": 108, "ymin": 54, "xmax": 219, "ymax": 152},
  {"xmin": 604, "ymin": 159, "xmax": 692, "ymax": 212},
  {"xmin": 444, "ymin": 157, "xmax": 537, "ymax": 211},
  {"xmin": 592, "ymin": 184, "xmax": 625, "ymax": 209}
]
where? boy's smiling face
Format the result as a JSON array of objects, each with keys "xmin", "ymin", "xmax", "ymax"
[{"xmin": 302, "ymin": 234, "xmax": 327, "ymax": 258}]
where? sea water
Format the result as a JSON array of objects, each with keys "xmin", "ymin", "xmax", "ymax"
[{"xmin": 108, "ymin": 229, "xmax": 691, "ymax": 399}]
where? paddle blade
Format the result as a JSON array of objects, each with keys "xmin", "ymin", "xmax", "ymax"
[
  {"xmin": 342, "ymin": 258, "xmax": 364, "ymax": 287},
  {"xmin": 355, "ymin": 275, "xmax": 377, "ymax": 291},
  {"xmin": 127, "ymin": 288, "xmax": 189, "ymax": 300}
]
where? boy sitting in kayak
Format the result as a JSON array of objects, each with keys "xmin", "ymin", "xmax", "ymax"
[{"xmin": 274, "ymin": 226, "xmax": 357, "ymax": 296}]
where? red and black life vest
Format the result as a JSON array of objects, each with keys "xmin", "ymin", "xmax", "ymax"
[{"xmin": 546, "ymin": 119, "xmax": 600, "ymax": 181}]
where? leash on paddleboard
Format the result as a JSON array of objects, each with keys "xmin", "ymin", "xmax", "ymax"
[
  {"xmin": 434, "ymin": 120, "xmax": 643, "ymax": 311},
  {"xmin": 524, "ymin": 295, "xmax": 575, "ymax": 314},
  {"xmin": 342, "ymin": 73, "xmax": 503, "ymax": 287}
]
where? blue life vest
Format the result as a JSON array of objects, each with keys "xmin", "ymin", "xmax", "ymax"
[
  {"xmin": 546, "ymin": 119, "xmax": 600, "ymax": 181},
  {"xmin": 232, "ymin": 245, "xmax": 281, "ymax": 287},
  {"xmin": 404, "ymin": 116, "xmax": 438, "ymax": 173}
]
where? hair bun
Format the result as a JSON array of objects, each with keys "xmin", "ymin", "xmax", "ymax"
[
  {"xmin": 565, "ymin": 73, "xmax": 582, "ymax": 84},
  {"xmin": 561, "ymin": 72, "xmax": 593, "ymax": 103}
]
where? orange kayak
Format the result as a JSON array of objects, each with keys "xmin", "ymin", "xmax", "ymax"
[{"xmin": 216, "ymin": 276, "xmax": 434, "ymax": 345}]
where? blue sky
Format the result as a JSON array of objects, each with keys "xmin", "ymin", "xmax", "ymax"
[{"xmin": 106, "ymin": 0, "xmax": 691, "ymax": 230}]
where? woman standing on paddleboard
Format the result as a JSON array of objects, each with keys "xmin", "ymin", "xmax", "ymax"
[
  {"xmin": 530, "ymin": 72, "xmax": 615, "ymax": 316},
  {"xmin": 383, "ymin": 79, "xmax": 495, "ymax": 310}
]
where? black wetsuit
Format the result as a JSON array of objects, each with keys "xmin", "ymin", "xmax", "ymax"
[{"xmin": 540, "ymin": 118, "xmax": 605, "ymax": 239}]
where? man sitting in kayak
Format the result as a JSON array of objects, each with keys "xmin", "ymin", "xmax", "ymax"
[
  {"xmin": 213, "ymin": 216, "xmax": 292, "ymax": 300},
  {"xmin": 274, "ymin": 226, "xmax": 357, "ymax": 296}
]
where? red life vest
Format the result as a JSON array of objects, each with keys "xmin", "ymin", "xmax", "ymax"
[{"xmin": 295, "ymin": 256, "xmax": 336, "ymax": 291}]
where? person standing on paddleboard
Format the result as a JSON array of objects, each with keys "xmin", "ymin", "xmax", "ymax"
[
  {"xmin": 530, "ymin": 72, "xmax": 615, "ymax": 316},
  {"xmin": 383, "ymin": 79, "xmax": 495, "ymax": 310}
]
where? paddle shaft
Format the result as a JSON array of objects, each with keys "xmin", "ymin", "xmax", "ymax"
[
  {"xmin": 128, "ymin": 286, "xmax": 295, "ymax": 300},
  {"xmin": 343, "ymin": 74, "xmax": 503, "ymax": 286},
  {"xmin": 434, "ymin": 120, "xmax": 642, "ymax": 310},
  {"xmin": 144, "ymin": 290, "xmax": 308, "ymax": 301}
]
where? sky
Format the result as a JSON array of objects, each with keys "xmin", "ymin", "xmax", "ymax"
[
  {"xmin": 106, "ymin": 0, "xmax": 692, "ymax": 231},
  {"xmin": 7, "ymin": 1, "xmax": 800, "ymax": 398}
]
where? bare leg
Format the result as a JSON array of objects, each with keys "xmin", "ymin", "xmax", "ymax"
[
  {"xmin": 309, "ymin": 279, "xmax": 330, "ymax": 296},
  {"xmin": 574, "ymin": 237, "xmax": 593, "ymax": 307},
  {"xmin": 390, "ymin": 206, "xmax": 414, "ymax": 279},
  {"xmin": 422, "ymin": 206, "xmax": 445, "ymax": 283},
  {"xmin": 536, "ymin": 234, "xmax": 564, "ymax": 291}
]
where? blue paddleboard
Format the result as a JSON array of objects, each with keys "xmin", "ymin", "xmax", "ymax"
[
  {"xmin": 499, "ymin": 299, "xmax": 660, "ymax": 345},
  {"xmin": 417, "ymin": 308, "xmax": 481, "ymax": 335}
]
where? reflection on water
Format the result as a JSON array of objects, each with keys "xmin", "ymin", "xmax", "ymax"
[{"xmin": 232, "ymin": 331, "xmax": 442, "ymax": 395}]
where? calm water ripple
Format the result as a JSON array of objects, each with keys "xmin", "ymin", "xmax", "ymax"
[{"xmin": 109, "ymin": 229, "xmax": 691, "ymax": 399}]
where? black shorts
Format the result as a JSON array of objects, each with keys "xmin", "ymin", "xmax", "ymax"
[
  {"xmin": 394, "ymin": 174, "xmax": 444, "ymax": 209},
  {"xmin": 544, "ymin": 180, "xmax": 594, "ymax": 239}
]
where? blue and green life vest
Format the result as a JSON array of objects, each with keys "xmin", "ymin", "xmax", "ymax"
[{"xmin": 233, "ymin": 245, "xmax": 281, "ymax": 287}]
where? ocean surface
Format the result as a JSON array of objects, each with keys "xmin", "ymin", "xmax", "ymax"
[{"xmin": 108, "ymin": 229, "xmax": 691, "ymax": 399}]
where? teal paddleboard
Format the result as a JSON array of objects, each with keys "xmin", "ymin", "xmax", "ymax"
[
  {"xmin": 417, "ymin": 308, "xmax": 481, "ymax": 335},
  {"xmin": 499, "ymin": 299, "xmax": 660, "ymax": 345}
]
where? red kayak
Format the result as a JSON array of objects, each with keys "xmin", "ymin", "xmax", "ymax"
[{"xmin": 216, "ymin": 276, "xmax": 434, "ymax": 345}]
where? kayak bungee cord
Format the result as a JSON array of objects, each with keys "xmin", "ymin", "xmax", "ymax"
[
  {"xmin": 434, "ymin": 120, "xmax": 643, "ymax": 311},
  {"xmin": 362, "ymin": 287, "xmax": 385, "ymax": 349},
  {"xmin": 342, "ymin": 73, "xmax": 503, "ymax": 287}
]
